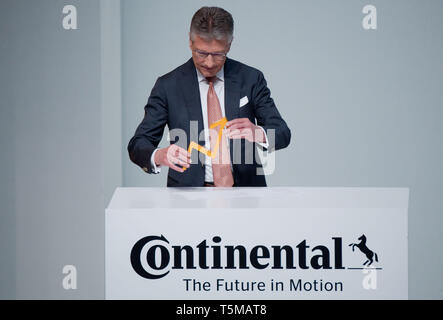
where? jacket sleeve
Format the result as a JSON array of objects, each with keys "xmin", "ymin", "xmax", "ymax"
[
  {"xmin": 127, "ymin": 77, "xmax": 168, "ymax": 173},
  {"xmin": 252, "ymin": 71, "xmax": 291, "ymax": 152}
]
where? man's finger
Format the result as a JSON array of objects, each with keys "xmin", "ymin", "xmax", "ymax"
[
  {"xmin": 228, "ymin": 128, "xmax": 253, "ymax": 135},
  {"xmin": 166, "ymin": 154, "xmax": 185, "ymax": 171},
  {"xmin": 226, "ymin": 118, "xmax": 246, "ymax": 127},
  {"xmin": 177, "ymin": 147, "xmax": 191, "ymax": 159},
  {"xmin": 226, "ymin": 123, "xmax": 247, "ymax": 131},
  {"xmin": 169, "ymin": 145, "xmax": 190, "ymax": 157},
  {"xmin": 172, "ymin": 158, "xmax": 190, "ymax": 168},
  {"xmin": 177, "ymin": 152, "xmax": 191, "ymax": 164},
  {"xmin": 229, "ymin": 133, "xmax": 247, "ymax": 139},
  {"xmin": 239, "ymin": 128, "xmax": 253, "ymax": 135},
  {"xmin": 167, "ymin": 154, "xmax": 178, "ymax": 166},
  {"xmin": 167, "ymin": 146, "xmax": 179, "ymax": 158},
  {"xmin": 226, "ymin": 128, "xmax": 240, "ymax": 137}
]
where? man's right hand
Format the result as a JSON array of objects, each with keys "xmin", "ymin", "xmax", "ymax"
[{"xmin": 154, "ymin": 144, "xmax": 191, "ymax": 173}]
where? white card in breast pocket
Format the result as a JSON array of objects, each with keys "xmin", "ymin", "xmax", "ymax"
[{"xmin": 239, "ymin": 96, "xmax": 249, "ymax": 107}]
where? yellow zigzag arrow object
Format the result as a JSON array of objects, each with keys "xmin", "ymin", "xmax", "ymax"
[{"xmin": 183, "ymin": 117, "xmax": 227, "ymax": 171}]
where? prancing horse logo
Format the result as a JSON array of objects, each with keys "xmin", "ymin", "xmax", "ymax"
[{"xmin": 349, "ymin": 235, "xmax": 379, "ymax": 266}]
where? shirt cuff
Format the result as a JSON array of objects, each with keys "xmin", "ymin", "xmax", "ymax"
[
  {"xmin": 256, "ymin": 126, "xmax": 269, "ymax": 149},
  {"xmin": 150, "ymin": 149, "xmax": 161, "ymax": 174}
]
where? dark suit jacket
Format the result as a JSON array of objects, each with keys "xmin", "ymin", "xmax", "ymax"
[{"xmin": 128, "ymin": 57, "xmax": 291, "ymax": 187}]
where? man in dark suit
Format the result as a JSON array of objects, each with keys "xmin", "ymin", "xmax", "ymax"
[{"xmin": 128, "ymin": 6, "xmax": 291, "ymax": 187}]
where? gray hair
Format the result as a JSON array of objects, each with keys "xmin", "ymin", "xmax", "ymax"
[{"xmin": 190, "ymin": 7, "xmax": 234, "ymax": 43}]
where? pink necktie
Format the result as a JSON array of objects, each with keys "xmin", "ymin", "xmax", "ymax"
[{"xmin": 206, "ymin": 77, "xmax": 234, "ymax": 187}]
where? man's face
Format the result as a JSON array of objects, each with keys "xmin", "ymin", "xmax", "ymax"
[{"xmin": 189, "ymin": 34, "xmax": 231, "ymax": 78}]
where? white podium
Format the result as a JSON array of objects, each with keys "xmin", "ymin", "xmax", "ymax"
[{"xmin": 106, "ymin": 187, "xmax": 408, "ymax": 300}]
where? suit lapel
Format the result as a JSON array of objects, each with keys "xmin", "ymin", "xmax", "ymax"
[
  {"xmin": 180, "ymin": 58, "xmax": 204, "ymax": 139},
  {"xmin": 224, "ymin": 58, "xmax": 240, "ymax": 121},
  {"xmin": 224, "ymin": 58, "xmax": 241, "ymax": 180}
]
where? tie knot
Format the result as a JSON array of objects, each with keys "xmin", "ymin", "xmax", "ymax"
[{"xmin": 206, "ymin": 76, "xmax": 217, "ymax": 85}]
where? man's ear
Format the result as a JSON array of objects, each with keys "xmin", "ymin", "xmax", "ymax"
[
  {"xmin": 188, "ymin": 33, "xmax": 192, "ymax": 50},
  {"xmin": 226, "ymin": 39, "xmax": 233, "ymax": 52}
]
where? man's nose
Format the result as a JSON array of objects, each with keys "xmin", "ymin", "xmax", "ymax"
[{"xmin": 204, "ymin": 55, "xmax": 215, "ymax": 68}]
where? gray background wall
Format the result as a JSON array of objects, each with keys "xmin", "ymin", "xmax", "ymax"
[
  {"xmin": 0, "ymin": 0, "xmax": 121, "ymax": 299},
  {"xmin": 1, "ymin": 0, "xmax": 442, "ymax": 299}
]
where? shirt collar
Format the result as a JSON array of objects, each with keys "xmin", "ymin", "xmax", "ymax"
[{"xmin": 196, "ymin": 65, "xmax": 225, "ymax": 83}]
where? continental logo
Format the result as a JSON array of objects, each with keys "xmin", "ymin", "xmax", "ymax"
[{"xmin": 130, "ymin": 235, "xmax": 380, "ymax": 280}]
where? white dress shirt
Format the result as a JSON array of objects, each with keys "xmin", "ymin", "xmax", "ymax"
[{"xmin": 150, "ymin": 65, "xmax": 269, "ymax": 182}]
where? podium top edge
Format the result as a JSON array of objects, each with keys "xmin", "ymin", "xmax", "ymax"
[{"xmin": 106, "ymin": 187, "xmax": 410, "ymax": 210}]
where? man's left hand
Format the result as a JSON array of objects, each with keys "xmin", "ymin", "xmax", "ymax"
[{"xmin": 225, "ymin": 118, "xmax": 266, "ymax": 143}]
